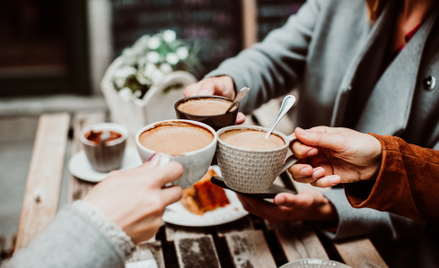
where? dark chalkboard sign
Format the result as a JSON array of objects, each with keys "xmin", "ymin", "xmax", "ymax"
[
  {"xmin": 257, "ymin": 0, "xmax": 305, "ymax": 41},
  {"xmin": 111, "ymin": 0, "xmax": 242, "ymax": 79}
]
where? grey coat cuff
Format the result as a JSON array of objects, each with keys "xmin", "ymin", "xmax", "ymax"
[{"xmin": 71, "ymin": 200, "xmax": 136, "ymax": 257}]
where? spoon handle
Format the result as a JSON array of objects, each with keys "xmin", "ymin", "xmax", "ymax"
[
  {"xmin": 264, "ymin": 95, "xmax": 296, "ymax": 139},
  {"xmin": 226, "ymin": 87, "xmax": 250, "ymax": 113}
]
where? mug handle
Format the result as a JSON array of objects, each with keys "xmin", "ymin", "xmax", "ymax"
[{"xmin": 279, "ymin": 133, "xmax": 299, "ymax": 174}]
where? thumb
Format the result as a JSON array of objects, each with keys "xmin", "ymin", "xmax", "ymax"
[
  {"xmin": 295, "ymin": 127, "xmax": 345, "ymax": 152},
  {"xmin": 197, "ymin": 80, "xmax": 215, "ymax": 96}
]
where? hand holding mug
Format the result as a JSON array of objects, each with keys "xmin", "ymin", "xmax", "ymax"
[
  {"xmin": 84, "ymin": 155, "xmax": 183, "ymax": 244},
  {"xmin": 183, "ymin": 76, "xmax": 246, "ymax": 124},
  {"xmin": 289, "ymin": 126, "xmax": 382, "ymax": 188}
]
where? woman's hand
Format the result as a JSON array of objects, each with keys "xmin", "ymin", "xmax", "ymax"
[
  {"xmin": 289, "ymin": 126, "xmax": 382, "ymax": 188},
  {"xmin": 183, "ymin": 76, "xmax": 246, "ymax": 124},
  {"xmin": 238, "ymin": 190, "xmax": 338, "ymax": 224},
  {"xmin": 84, "ymin": 154, "xmax": 183, "ymax": 244}
]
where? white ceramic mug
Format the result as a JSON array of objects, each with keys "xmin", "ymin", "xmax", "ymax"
[
  {"xmin": 216, "ymin": 125, "xmax": 299, "ymax": 193},
  {"xmin": 135, "ymin": 119, "xmax": 218, "ymax": 189}
]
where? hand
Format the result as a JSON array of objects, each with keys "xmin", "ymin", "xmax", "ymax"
[
  {"xmin": 84, "ymin": 154, "xmax": 183, "ymax": 244},
  {"xmin": 183, "ymin": 76, "xmax": 246, "ymax": 124},
  {"xmin": 289, "ymin": 126, "xmax": 382, "ymax": 188},
  {"xmin": 237, "ymin": 190, "xmax": 338, "ymax": 224}
]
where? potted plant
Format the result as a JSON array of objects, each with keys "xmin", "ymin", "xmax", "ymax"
[{"xmin": 101, "ymin": 30, "xmax": 202, "ymax": 135}]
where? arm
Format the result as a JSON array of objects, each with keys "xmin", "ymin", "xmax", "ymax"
[
  {"xmin": 344, "ymin": 134, "xmax": 439, "ymax": 222},
  {"xmin": 289, "ymin": 126, "xmax": 439, "ymax": 222},
  {"xmin": 185, "ymin": 0, "xmax": 321, "ymax": 114}
]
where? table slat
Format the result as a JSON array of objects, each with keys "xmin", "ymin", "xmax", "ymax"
[
  {"xmin": 175, "ymin": 235, "xmax": 221, "ymax": 268},
  {"xmin": 165, "ymin": 224, "xmax": 204, "ymax": 242},
  {"xmin": 126, "ymin": 241, "xmax": 165, "ymax": 268},
  {"xmin": 216, "ymin": 215, "xmax": 254, "ymax": 237},
  {"xmin": 225, "ymin": 230, "xmax": 276, "ymax": 268},
  {"xmin": 334, "ymin": 238, "xmax": 388, "ymax": 268},
  {"xmin": 14, "ymin": 113, "xmax": 70, "ymax": 252},
  {"xmin": 68, "ymin": 112, "xmax": 106, "ymax": 202},
  {"xmin": 273, "ymin": 222, "xmax": 329, "ymax": 261}
]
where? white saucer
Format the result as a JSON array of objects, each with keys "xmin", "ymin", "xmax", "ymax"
[{"xmin": 68, "ymin": 147, "xmax": 143, "ymax": 182}]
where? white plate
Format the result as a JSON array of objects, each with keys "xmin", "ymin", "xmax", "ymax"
[
  {"xmin": 279, "ymin": 259, "xmax": 351, "ymax": 268},
  {"xmin": 163, "ymin": 166, "xmax": 249, "ymax": 227},
  {"xmin": 68, "ymin": 147, "xmax": 143, "ymax": 182}
]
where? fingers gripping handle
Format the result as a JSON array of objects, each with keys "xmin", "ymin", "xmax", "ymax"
[{"xmin": 279, "ymin": 133, "xmax": 299, "ymax": 174}]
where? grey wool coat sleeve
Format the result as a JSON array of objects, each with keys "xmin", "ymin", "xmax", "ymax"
[{"xmin": 2, "ymin": 205, "xmax": 126, "ymax": 268}]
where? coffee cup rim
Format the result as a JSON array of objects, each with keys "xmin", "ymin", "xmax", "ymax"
[
  {"xmin": 80, "ymin": 123, "xmax": 129, "ymax": 147},
  {"xmin": 135, "ymin": 119, "xmax": 218, "ymax": 156},
  {"xmin": 174, "ymin": 95, "xmax": 239, "ymax": 116},
  {"xmin": 216, "ymin": 125, "xmax": 290, "ymax": 152}
]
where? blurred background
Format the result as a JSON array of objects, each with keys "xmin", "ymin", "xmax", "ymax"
[{"xmin": 0, "ymin": 0, "xmax": 304, "ymax": 259}]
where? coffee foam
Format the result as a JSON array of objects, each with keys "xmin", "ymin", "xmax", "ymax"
[
  {"xmin": 220, "ymin": 129, "xmax": 285, "ymax": 151},
  {"xmin": 139, "ymin": 122, "xmax": 214, "ymax": 155},
  {"xmin": 178, "ymin": 98, "xmax": 234, "ymax": 116}
]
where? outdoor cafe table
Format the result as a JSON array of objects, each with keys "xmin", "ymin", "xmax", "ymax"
[{"xmin": 13, "ymin": 112, "xmax": 389, "ymax": 267}]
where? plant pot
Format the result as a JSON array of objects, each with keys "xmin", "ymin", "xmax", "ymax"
[{"xmin": 101, "ymin": 57, "xmax": 198, "ymax": 135}]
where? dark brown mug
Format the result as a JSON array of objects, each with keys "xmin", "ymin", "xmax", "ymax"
[{"xmin": 174, "ymin": 95, "xmax": 239, "ymax": 131}]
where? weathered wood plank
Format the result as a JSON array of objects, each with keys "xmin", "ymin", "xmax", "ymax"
[
  {"xmin": 225, "ymin": 230, "xmax": 276, "ymax": 268},
  {"xmin": 165, "ymin": 224, "xmax": 204, "ymax": 242},
  {"xmin": 216, "ymin": 215, "xmax": 254, "ymax": 237},
  {"xmin": 126, "ymin": 241, "xmax": 165, "ymax": 268},
  {"xmin": 334, "ymin": 238, "xmax": 388, "ymax": 268},
  {"xmin": 14, "ymin": 113, "xmax": 70, "ymax": 252},
  {"xmin": 68, "ymin": 112, "xmax": 106, "ymax": 202},
  {"xmin": 242, "ymin": 0, "xmax": 257, "ymax": 49},
  {"xmin": 175, "ymin": 235, "xmax": 221, "ymax": 268},
  {"xmin": 274, "ymin": 222, "xmax": 329, "ymax": 261}
]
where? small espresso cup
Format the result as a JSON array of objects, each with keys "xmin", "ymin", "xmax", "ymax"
[
  {"xmin": 80, "ymin": 123, "xmax": 128, "ymax": 173},
  {"xmin": 135, "ymin": 119, "xmax": 218, "ymax": 189},
  {"xmin": 174, "ymin": 95, "xmax": 239, "ymax": 131},
  {"xmin": 216, "ymin": 125, "xmax": 299, "ymax": 194}
]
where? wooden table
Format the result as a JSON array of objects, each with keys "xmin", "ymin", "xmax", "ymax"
[{"xmin": 14, "ymin": 112, "xmax": 389, "ymax": 268}]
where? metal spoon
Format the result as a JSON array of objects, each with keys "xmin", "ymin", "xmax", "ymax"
[
  {"xmin": 101, "ymin": 130, "xmax": 110, "ymax": 146},
  {"xmin": 264, "ymin": 95, "xmax": 296, "ymax": 139},
  {"xmin": 225, "ymin": 87, "xmax": 250, "ymax": 113}
]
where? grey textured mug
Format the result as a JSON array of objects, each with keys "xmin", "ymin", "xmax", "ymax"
[
  {"xmin": 80, "ymin": 123, "xmax": 128, "ymax": 172},
  {"xmin": 216, "ymin": 125, "xmax": 299, "ymax": 194}
]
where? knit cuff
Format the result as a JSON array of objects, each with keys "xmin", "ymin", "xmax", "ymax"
[{"xmin": 71, "ymin": 200, "xmax": 136, "ymax": 257}]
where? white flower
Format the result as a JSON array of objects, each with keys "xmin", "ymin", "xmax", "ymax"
[
  {"xmin": 166, "ymin": 53, "xmax": 179, "ymax": 65},
  {"xmin": 135, "ymin": 35, "xmax": 150, "ymax": 48},
  {"xmin": 146, "ymin": 51, "xmax": 160, "ymax": 64},
  {"xmin": 176, "ymin": 47, "xmax": 189, "ymax": 60},
  {"xmin": 136, "ymin": 73, "xmax": 149, "ymax": 85},
  {"xmin": 122, "ymin": 48, "xmax": 135, "ymax": 57},
  {"xmin": 118, "ymin": 87, "xmax": 134, "ymax": 102},
  {"xmin": 113, "ymin": 66, "xmax": 137, "ymax": 88},
  {"xmin": 151, "ymin": 69, "xmax": 165, "ymax": 84},
  {"xmin": 134, "ymin": 90, "xmax": 142, "ymax": 98},
  {"xmin": 143, "ymin": 63, "xmax": 157, "ymax": 77},
  {"xmin": 159, "ymin": 63, "xmax": 173, "ymax": 74},
  {"xmin": 147, "ymin": 36, "xmax": 161, "ymax": 50},
  {"xmin": 163, "ymin": 30, "xmax": 176, "ymax": 43}
]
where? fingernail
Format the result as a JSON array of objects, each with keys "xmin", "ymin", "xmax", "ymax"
[
  {"xmin": 307, "ymin": 148, "xmax": 318, "ymax": 157},
  {"xmin": 296, "ymin": 127, "xmax": 307, "ymax": 136},
  {"xmin": 148, "ymin": 153, "xmax": 160, "ymax": 166},
  {"xmin": 277, "ymin": 196, "xmax": 285, "ymax": 205},
  {"xmin": 198, "ymin": 89, "xmax": 210, "ymax": 96},
  {"xmin": 330, "ymin": 176, "xmax": 341, "ymax": 185},
  {"xmin": 300, "ymin": 167, "xmax": 310, "ymax": 176}
]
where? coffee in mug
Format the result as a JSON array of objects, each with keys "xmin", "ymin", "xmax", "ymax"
[
  {"xmin": 177, "ymin": 97, "xmax": 235, "ymax": 116},
  {"xmin": 139, "ymin": 122, "xmax": 214, "ymax": 155},
  {"xmin": 219, "ymin": 129, "xmax": 285, "ymax": 151},
  {"xmin": 136, "ymin": 120, "xmax": 218, "ymax": 189}
]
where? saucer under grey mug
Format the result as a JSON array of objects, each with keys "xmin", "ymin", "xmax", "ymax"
[
  {"xmin": 80, "ymin": 123, "xmax": 128, "ymax": 173},
  {"xmin": 216, "ymin": 125, "xmax": 299, "ymax": 194}
]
